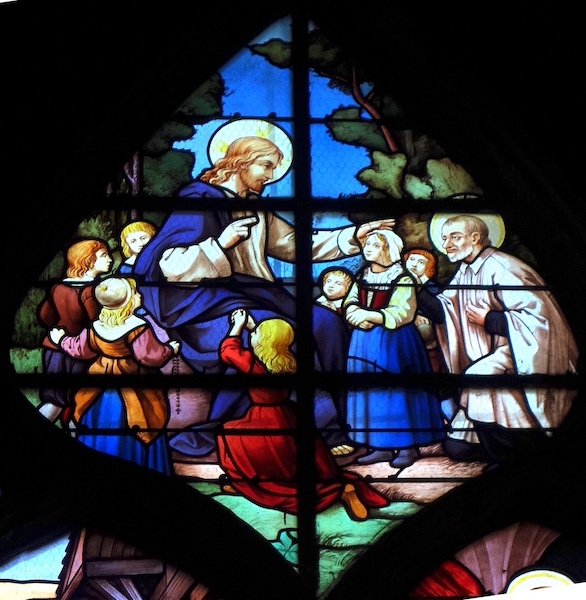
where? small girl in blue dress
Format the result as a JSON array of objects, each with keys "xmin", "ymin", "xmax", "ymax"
[{"xmin": 344, "ymin": 229, "xmax": 445, "ymax": 468}]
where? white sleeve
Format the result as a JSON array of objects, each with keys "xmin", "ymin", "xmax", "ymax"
[
  {"xmin": 311, "ymin": 226, "xmax": 360, "ymax": 261},
  {"xmin": 159, "ymin": 237, "xmax": 232, "ymax": 282}
]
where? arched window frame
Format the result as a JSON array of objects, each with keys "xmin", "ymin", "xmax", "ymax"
[{"xmin": 2, "ymin": 4, "xmax": 585, "ymax": 600}]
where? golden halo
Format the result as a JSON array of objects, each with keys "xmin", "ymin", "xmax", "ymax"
[
  {"xmin": 207, "ymin": 119, "xmax": 293, "ymax": 184},
  {"xmin": 505, "ymin": 568, "xmax": 574, "ymax": 593},
  {"xmin": 428, "ymin": 212, "xmax": 506, "ymax": 255}
]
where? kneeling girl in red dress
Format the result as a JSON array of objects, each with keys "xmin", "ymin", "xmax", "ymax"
[{"xmin": 216, "ymin": 308, "xmax": 389, "ymax": 521}]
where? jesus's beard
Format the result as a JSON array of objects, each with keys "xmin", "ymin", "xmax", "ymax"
[{"xmin": 241, "ymin": 170, "xmax": 266, "ymax": 195}]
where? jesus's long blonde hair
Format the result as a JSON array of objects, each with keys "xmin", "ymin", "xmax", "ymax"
[{"xmin": 200, "ymin": 137, "xmax": 283, "ymax": 185}]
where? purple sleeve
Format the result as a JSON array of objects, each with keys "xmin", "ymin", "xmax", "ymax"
[
  {"xmin": 131, "ymin": 327, "xmax": 173, "ymax": 367},
  {"xmin": 60, "ymin": 329, "xmax": 95, "ymax": 359}
]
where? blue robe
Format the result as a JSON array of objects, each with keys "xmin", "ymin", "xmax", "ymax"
[{"xmin": 134, "ymin": 180, "xmax": 351, "ymax": 455}]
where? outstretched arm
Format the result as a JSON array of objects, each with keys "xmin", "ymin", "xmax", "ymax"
[
  {"xmin": 266, "ymin": 214, "xmax": 396, "ymax": 264},
  {"xmin": 355, "ymin": 218, "xmax": 395, "ymax": 245},
  {"xmin": 53, "ymin": 328, "xmax": 96, "ymax": 360}
]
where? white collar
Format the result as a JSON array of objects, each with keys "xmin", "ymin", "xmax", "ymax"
[
  {"xmin": 458, "ymin": 246, "xmax": 496, "ymax": 275},
  {"xmin": 93, "ymin": 315, "xmax": 145, "ymax": 340}
]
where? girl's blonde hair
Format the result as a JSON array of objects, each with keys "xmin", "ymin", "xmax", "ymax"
[
  {"xmin": 96, "ymin": 277, "xmax": 137, "ymax": 327},
  {"xmin": 362, "ymin": 232, "xmax": 391, "ymax": 265},
  {"xmin": 320, "ymin": 267, "xmax": 353, "ymax": 290},
  {"xmin": 362, "ymin": 230, "xmax": 404, "ymax": 266},
  {"xmin": 120, "ymin": 220, "xmax": 158, "ymax": 258},
  {"xmin": 253, "ymin": 318, "xmax": 296, "ymax": 374}
]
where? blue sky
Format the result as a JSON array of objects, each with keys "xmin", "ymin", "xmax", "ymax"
[{"xmin": 173, "ymin": 15, "xmax": 370, "ymax": 199}]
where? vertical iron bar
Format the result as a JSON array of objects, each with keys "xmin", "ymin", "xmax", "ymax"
[{"xmin": 291, "ymin": 7, "xmax": 318, "ymax": 596}]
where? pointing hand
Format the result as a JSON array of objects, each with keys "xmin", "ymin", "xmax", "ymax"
[{"xmin": 218, "ymin": 216, "xmax": 259, "ymax": 249}]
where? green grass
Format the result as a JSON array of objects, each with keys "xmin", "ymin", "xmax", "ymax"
[{"xmin": 189, "ymin": 481, "xmax": 421, "ymax": 597}]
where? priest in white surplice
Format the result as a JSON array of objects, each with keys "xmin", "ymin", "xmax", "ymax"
[{"xmin": 418, "ymin": 214, "xmax": 579, "ymax": 467}]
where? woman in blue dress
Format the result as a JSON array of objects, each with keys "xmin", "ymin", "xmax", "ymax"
[{"xmin": 344, "ymin": 230, "xmax": 445, "ymax": 468}]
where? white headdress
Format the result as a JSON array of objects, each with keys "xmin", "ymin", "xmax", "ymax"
[{"xmin": 366, "ymin": 229, "xmax": 404, "ymax": 266}]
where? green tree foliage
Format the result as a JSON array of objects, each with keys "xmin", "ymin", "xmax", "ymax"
[
  {"xmin": 396, "ymin": 213, "xmax": 434, "ymax": 248},
  {"xmin": 142, "ymin": 121, "xmax": 195, "ymax": 156},
  {"xmin": 39, "ymin": 251, "xmax": 67, "ymax": 282},
  {"xmin": 143, "ymin": 151, "xmax": 194, "ymax": 197},
  {"xmin": 175, "ymin": 74, "xmax": 225, "ymax": 119},
  {"xmin": 403, "ymin": 173, "xmax": 434, "ymax": 200},
  {"xmin": 76, "ymin": 215, "xmax": 116, "ymax": 248},
  {"xmin": 251, "ymin": 27, "xmax": 481, "ymax": 200},
  {"xmin": 141, "ymin": 74, "xmax": 225, "ymax": 196},
  {"xmin": 426, "ymin": 158, "xmax": 482, "ymax": 198},
  {"xmin": 327, "ymin": 108, "xmax": 389, "ymax": 153},
  {"xmin": 12, "ymin": 287, "xmax": 46, "ymax": 348},
  {"xmin": 357, "ymin": 151, "xmax": 407, "ymax": 198}
]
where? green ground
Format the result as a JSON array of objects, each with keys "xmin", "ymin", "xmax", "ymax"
[{"xmin": 190, "ymin": 481, "xmax": 421, "ymax": 597}]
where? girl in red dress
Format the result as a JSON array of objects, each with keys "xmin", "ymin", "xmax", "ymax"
[{"xmin": 216, "ymin": 308, "xmax": 389, "ymax": 521}]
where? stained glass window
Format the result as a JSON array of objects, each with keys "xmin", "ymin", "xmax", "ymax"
[{"xmin": 4, "ymin": 8, "xmax": 584, "ymax": 600}]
